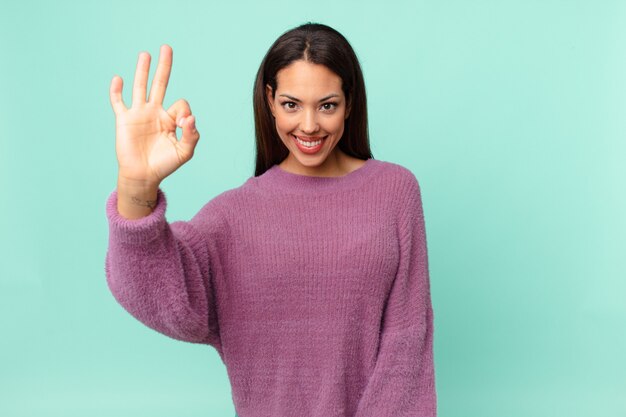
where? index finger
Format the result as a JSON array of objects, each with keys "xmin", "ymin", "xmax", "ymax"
[{"xmin": 148, "ymin": 44, "xmax": 173, "ymax": 105}]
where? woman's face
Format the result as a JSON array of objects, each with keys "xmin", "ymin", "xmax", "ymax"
[{"xmin": 266, "ymin": 60, "xmax": 351, "ymax": 174}]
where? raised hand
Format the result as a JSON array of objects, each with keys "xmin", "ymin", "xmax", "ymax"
[{"xmin": 109, "ymin": 44, "xmax": 200, "ymax": 188}]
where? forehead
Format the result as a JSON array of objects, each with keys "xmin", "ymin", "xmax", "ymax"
[{"xmin": 275, "ymin": 60, "xmax": 343, "ymax": 95}]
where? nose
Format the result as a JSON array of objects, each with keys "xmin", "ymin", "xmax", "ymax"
[{"xmin": 299, "ymin": 108, "xmax": 319, "ymax": 134}]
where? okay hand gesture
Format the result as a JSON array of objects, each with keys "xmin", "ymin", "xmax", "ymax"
[{"xmin": 109, "ymin": 45, "xmax": 200, "ymax": 187}]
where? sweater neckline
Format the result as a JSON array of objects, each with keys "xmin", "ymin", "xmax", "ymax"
[{"xmin": 256, "ymin": 158, "xmax": 378, "ymax": 195}]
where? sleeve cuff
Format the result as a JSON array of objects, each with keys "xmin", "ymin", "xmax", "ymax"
[{"xmin": 105, "ymin": 187, "xmax": 168, "ymax": 245}]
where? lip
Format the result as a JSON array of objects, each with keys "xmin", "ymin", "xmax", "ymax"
[
  {"xmin": 293, "ymin": 134, "xmax": 327, "ymax": 141},
  {"xmin": 291, "ymin": 134, "xmax": 327, "ymax": 154}
]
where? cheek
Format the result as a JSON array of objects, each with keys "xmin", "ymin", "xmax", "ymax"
[
  {"xmin": 274, "ymin": 112, "xmax": 346, "ymax": 135},
  {"xmin": 274, "ymin": 114, "xmax": 296, "ymax": 133},
  {"xmin": 326, "ymin": 116, "xmax": 346, "ymax": 134}
]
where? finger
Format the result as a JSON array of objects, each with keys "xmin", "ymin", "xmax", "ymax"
[
  {"xmin": 132, "ymin": 51, "xmax": 151, "ymax": 107},
  {"xmin": 109, "ymin": 75, "xmax": 128, "ymax": 114},
  {"xmin": 166, "ymin": 98, "xmax": 192, "ymax": 126},
  {"xmin": 179, "ymin": 115, "xmax": 200, "ymax": 155},
  {"xmin": 148, "ymin": 44, "xmax": 173, "ymax": 105}
]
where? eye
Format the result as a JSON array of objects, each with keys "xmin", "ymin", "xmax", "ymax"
[
  {"xmin": 322, "ymin": 102, "xmax": 339, "ymax": 112},
  {"xmin": 280, "ymin": 101, "xmax": 298, "ymax": 111},
  {"xmin": 279, "ymin": 101, "xmax": 338, "ymax": 112}
]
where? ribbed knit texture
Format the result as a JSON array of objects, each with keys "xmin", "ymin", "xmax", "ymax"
[{"xmin": 104, "ymin": 158, "xmax": 437, "ymax": 417}]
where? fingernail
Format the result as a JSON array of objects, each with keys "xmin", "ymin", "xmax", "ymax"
[{"xmin": 178, "ymin": 117, "xmax": 185, "ymax": 127}]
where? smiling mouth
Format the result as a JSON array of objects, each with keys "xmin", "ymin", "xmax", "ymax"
[{"xmin": 292, "ymin": 134, "xmax": 328, "ymax": 146}]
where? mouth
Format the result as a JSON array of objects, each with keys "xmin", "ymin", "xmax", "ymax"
[
  {"xmin": 292, "ymin": 134, "xmax": 327, "ymax": 144},
  {"xmin": 291, "ymin": 134, "xmax": 328, "ymax": 153}
]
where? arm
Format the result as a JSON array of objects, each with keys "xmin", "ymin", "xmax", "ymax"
[
  {"xmin": 104, "ymin": 187, "xmax": 224, "ymax": 350},
  {"xmin": 354, "ymin": 175, "xmax": 437, "ymax": 417}
]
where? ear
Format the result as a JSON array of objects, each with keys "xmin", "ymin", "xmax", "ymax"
[{"xmin": 265, "ymin": 84, "xmax": 275, "ymax": 116}]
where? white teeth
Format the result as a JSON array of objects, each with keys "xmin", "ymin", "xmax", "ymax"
[{"xmin": 294, "ymin": 135, "xmax": 323, "ymax": 147}]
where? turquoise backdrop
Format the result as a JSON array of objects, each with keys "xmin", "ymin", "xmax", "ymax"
[{"xmin": 1, "ymin": 1, "xmax": 624, "ymax": 416}]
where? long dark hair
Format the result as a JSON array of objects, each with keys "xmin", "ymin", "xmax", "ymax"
[{"xmin": 252, "ymin": 22, "xmax": 373, "ymax": 177}]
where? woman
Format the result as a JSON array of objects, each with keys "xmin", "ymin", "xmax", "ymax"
[{"xmin": 105, "ymin": 22, "xmax": 437, "ymax": 417}]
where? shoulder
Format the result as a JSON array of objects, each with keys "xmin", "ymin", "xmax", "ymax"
[
  {"xmin": 370, "ymin": 159, "xmax": 425, "ymax": 224},
  {"xmin": 196, "ymin": 183, "xmax": 243, "ymax": 216},
  {"xmin": 192, "ymin": 174, "xmax": 263, "ymax": 224},
  {"xmin": 370, "ymin": 158, "xmax": 421, "ymax": 194}
]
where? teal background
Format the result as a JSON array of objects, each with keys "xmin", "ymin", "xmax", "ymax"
[{"xmin": 1, "ymin": 0, "xmax": 624, "ymax": 416}]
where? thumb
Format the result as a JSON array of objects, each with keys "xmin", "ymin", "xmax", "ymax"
[
  {"xmin": 178, "ymin": 115, "xmax": 200, "ymax": 156},
  {"xmin": 166, "ymin": 98, "xmax": 192, "ymax": 126}
]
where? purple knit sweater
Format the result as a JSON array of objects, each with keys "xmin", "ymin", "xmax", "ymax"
[{"xmin": 104, "ymin": 158, "xmax": 437, "ymax": 417}]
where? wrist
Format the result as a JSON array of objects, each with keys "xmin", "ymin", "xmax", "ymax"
[
  {"xmin": 116, "ymin": 177, "xmax": 160, "ymax": 219},
  {"xmin": 117, "ymin": 173, "xmax": 160, "ymax": 190}
]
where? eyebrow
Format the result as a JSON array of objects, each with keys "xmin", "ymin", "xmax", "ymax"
[{"xmin": 279, "ymin": 93, "xmax": 340, "ymax": 102}]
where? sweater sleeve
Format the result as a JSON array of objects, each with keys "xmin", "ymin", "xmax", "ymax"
[
  {"xmin": 104, "ymin": 187, "xmax": 225, "ymax": 350},
  {"xmin": 354, "ymin": 174, "xmax": 437, "ymax": 417}
]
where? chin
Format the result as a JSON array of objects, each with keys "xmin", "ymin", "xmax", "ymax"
[{"xmin": 294, "ymin": 156, "xmax": 326, "ymax": 166}]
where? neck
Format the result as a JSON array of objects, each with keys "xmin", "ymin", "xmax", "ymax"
[{"xmin": 279, "ymin": 149, "xmax": 351, "ymax": 177}]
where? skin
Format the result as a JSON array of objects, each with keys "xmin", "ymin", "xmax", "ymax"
[
  {"xmin": 108, "ymin": 48, "xmax": 365, "ymax": 219},
  {"xmin": 109, "ymin": 44, "xmax": 201, "ymax": 219},
  {"xmin": 266, "ymin": 60, "xmax": 366, "ymax": 177}
]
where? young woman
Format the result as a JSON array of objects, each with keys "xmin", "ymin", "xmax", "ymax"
[{"xmin": 105, "ymin": 22, "xmax": 437, "ymax": 417}]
